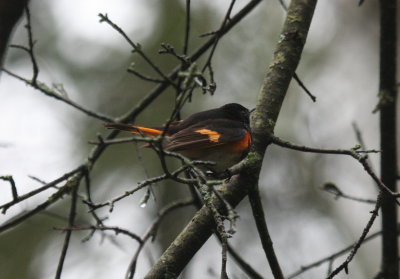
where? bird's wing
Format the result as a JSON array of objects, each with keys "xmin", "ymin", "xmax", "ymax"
[{"xmin": 165, "ymin": 120, "xmax": 250, "ymax": 152}]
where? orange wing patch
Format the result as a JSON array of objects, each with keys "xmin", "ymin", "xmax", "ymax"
[{"xmin": 195, "ymin": 129, "xmax": 221, "ymax": 142}]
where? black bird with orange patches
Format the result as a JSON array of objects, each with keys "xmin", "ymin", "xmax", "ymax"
[{"xmin": 105, "ymin": 103, "xmax": 252, "ymax": 173}]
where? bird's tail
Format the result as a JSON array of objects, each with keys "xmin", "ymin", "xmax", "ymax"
[{"xmin": 104, "ymin": 123, "xmax": 163, "ymax": 137}]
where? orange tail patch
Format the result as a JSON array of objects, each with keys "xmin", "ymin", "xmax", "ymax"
[{"xmin": 105, "ymin": 123, "xmax": 163, "ymax": 137}]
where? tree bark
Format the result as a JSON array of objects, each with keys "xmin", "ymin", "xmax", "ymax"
[{"xmin": 379, "ymin": 0, "xmax": 398, "ymax": 278}]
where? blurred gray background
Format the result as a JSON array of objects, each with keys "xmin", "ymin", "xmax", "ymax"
[{"xmin": 0, "ymin": 0, "xmax": 397, "ymax": 278}]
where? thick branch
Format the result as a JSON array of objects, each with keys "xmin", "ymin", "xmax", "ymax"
[{"xmin": 379, "ymin": 0, "xmax": 398, "ymax": 277}]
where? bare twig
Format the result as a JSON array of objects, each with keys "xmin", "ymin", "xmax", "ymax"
[
  {"xmin": 0, "ymin": 165, "xmax": 84, "ymax": 214},
  {"xmin": 271, "ymin": 136, "xmax": 400, "ymax": 200},
  {"xmin": 127, "ymin": 67, "xmax": 164, "ymax": 83},
  {"xmin": 98, "ymin": 13, "xmax": 177, "ymax": 89},
  {"xmin": 85, "ymin": 173, "xmax": 170, "ymax": 212},
  {"xmin": 0, "ymin": 175, "xmax": 18, "ymax": 201},
  {"xmin": 159, "ymin": 43, "xmax": 190, "ymax": 65},
  {"xmin": 82, "ymin": 170, "xmax": 105, "ymax": 227},
  {"xmin": 183, "ymin": 0, "xmax": 191, "ymax": 55},
  {"xmin": 115, "ymin": 0, "xmax": 263, "ymax": 125},
  {"xmin": 326, "ymin": 192, "xmax": 383, "ymax": 278},
  {"xmin": 0, "ymin": 173, "xmax": 82, "ymax": 234},
  {"xmin": 293, "ymin": 72, "xmax": 316, "ymax": 102},
  {"xmin": 55, "ymin": 182, "xmax": 79, "ymax": 279},
  {"xmin": 287, "ymin": 223, "xmax": 392, "ymax": 278},
  {"xmin": 352, "ymin": 122, "xmax": 376, "ymax": 175},
  {"xmin": 24, "ymin": 5, "xmax": 39, "ymax": 84},
  {"xmin": 201, "ymin": 0, "xmax": 236, "ymax": 74},
  {"xmin": 1, "ymin": 68, "xmax": 114, "ymax": 122},
  {"xmin": 55, "ymin": 225, "xmax": 142, "ymax": 243},
  {"xmin": 125, "ymin": 199, "xmax": 194, "ymax": 279},
  {"xmin": 321, "ymin": 182, "xmax": 376, "ymax": 204}
]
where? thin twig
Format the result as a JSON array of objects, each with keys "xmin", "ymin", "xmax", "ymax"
[
  {"xmin": 287, "ymin": 224, "xmax": 389, "ymax": 278},
  {"xmin": 201, "ymin": 0, "xmax": 236, "ymax": 73},
  {"xmin": 352, "ymin": 122, "xmax": 377, "ymax": 177},
  {"xmin": 0, "ymin": 173, "xmax": 82, "ymax": 234},
  {"xmin": 115, "ymin": 0, "xmax": 262, "ymax": 125},
  {"xmin": 86, "ymin": 165, "xmax": 195, "ymax": 212},
  {"xmin": 98, "ymin": 13, "xmax": 178, "ymax": 89},
  {"xmin": 82, "ymin": 170, "xmax": 104, "ymax": 227},
  {"xmin": 271, "ymin": 136, "xmax": 400, "ymax": 200},
  {"xmin": 326, "ymin": 191, "xmax": 383, "ymax": 278},
  {"xmin": 1, "ymin": 68, "xmax": 114, "ymax": 122},
  {"xmin": 183, "ymin": 0, "xmax": 191, "ymax": 55},
  {"xmin": 24, "ymin": 5, "xmax": 39, "ymax": 85},
  {"xmin": 125, "ymin": 199, "xmax": 194, "ymax": 279},
  {"xmin": 0, "ymin": 175, "xmax": 18, "ymax": 201},
  {"xmin": 55, "ymin": 225, "xmax": 142, "ymax": 243},
  {"xmin": 321, "ymin": 182, "xmax": 376, "ymax": 204},
  {"xmin": 293, "ymin": 72, "xmax": 316, "ymax": 102},
  {"xmin": 134, "ymin": 141, "xmax": 156, "ymax": 207},
  {"xmin": 159, "ymin": 43, "xmax": 190, "ymax": 65},
  {"xmin": 0, "ymin": 165, "xmax": 84, "ymax": 214},
  {"xmin": 55, "ymin": 183, "xmax": 79, "ymax": 279},
  {"xmin": 127, "ymin": 68, "xmax": 164, "ymax": 83}
]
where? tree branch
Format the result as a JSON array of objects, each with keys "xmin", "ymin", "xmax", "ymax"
[
  {"xmin": 55, "ymin": 182, "xmax": 79, "ymax": 279},
  {"xmin": 378, "ymin": 0, "xmax": 398, "ymax": 277},
  {"xmin": 248, "ymin": 184, "xmax": 284, "ymax": 278}
]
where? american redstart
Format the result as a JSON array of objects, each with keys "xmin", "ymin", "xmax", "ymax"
[{"xmin": 105, "ymin": 103, "xmax": 251, "ymax": 173}]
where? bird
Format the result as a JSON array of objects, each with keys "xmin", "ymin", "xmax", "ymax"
[{"xmin": 105, "ymin": 103, "xmax": 252, "ymax": 173}]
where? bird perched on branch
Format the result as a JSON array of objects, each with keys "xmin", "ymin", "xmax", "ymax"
[{"xmin": 105, "ymin": 103, "xmax": 252, "ymax": 173}]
